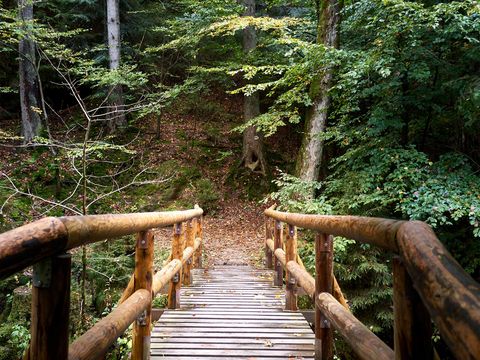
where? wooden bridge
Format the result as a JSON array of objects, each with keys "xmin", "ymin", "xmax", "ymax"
[{"xmin": 0, "ymin": 205, "xmax": 479, "ymax": 359}]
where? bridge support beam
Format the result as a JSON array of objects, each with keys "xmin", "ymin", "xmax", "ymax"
[
  {"xmin": 29, "ymin": 253, "xmax": 71, "ymax": 360},
  {"xmin": 393, "ymin": 256, "xmax": 433, "ymax": 360},
  {"xmin": 132, "ymin": 230, "xmax": 154, "ymax": 360},
  {"xmin": 265, "ymin": 218, "xmax": 273, "ymax": 269},
  {"xmin": 285, "ymin": 224, "xmax": 298, "ymax": 311},
  {"xmin": 273, "ymin": 220, "xmax": 283, "ymax": 286},
  {"xmin": 183, "ymin": 219, "xmax": 195, "ymax": 286},
  {"xmin": 168, "ymin": 223, "xmax": 183, "ymax": 309},
  {"xmin": 315, "ymin": 233, "xmax": 333, "ymax": 360},
  {"xmin": 194, "ymin": 216, "xmax": 203, "ymax": 268}
]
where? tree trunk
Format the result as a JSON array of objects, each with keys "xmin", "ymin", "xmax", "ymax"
[
  {"xmin": 296, "ymin": 0, "xmax": 341, "ymax": 182},
  {"xmin": 18, "ymin": 0, "xmax": 42, "ymax": 143},
  {"xmin": 106, "ymin": 0, "xmax": 126, "ymax": 133},
  {"xmin": 240, "ymin": 0, "xmax": 267, "ymax": 175}
]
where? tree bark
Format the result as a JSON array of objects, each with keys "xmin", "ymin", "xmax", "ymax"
[
  {"xmin": 241, "ymin": 0, "xmax": 267, "ymax": 175},
  {"xmin": 18, "ymin": 0, "xmax": 42, "ymax": 143},
  {"xmin": 106, "ymin": 0, "xmax": 126, "ymax": 133},
  {"xmin": 296, "ymin": 0, "xmax": 341, "ymax": 182}
]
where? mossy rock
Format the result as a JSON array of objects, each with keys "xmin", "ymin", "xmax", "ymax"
[
  {"xmin": 225, "ymin": 163, "xmax": 272, "ymax": 200},
  {"xmin": 0, "ymin": 344, "xmax": 17, "ymax": 360},
  {"xmin": 192, "ymin": 178, "xmax": 220, "ymax": 213},
  {"xmin": 0, "ymin": 286, "xmax": 31, "ymax": 360},
  {"xmin": 6, "ymin": 286, "xmax": 31, "ymax": 324}
]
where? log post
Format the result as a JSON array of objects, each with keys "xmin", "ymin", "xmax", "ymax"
[
  {"xmin": 29, "ymin": 253, "xmax": 71, "ymax": 360},
  {"xmin": 273, "ymin": 220, "xmax": 283, "ymax": 286},
  {"xmin": 183, "ymin": 219, "xmax": 194, "ymax": 286},
  {"xmin": 285, "ymin": 224, "xmax": 298, "ymax": 311},
  {"xmin": 167, "ymin": 223, "xmax": 182, "ymax": 309},
  {"xmin": 132, "ymin": 230, "xmax": 154, "ymax": 360},
  {"xmin": 393, "ymin": 256, "xmax": 433, "ymax": 360},
  {"xmin": 265, "ymin": 217, "xmax": 273, "ymax": 269},
  {"xmin": 194, "ymin": 216, "xmax": 203, "ymax": 268},
  {"xmin": 315, "ymin": 233, "xmax": 333, "ymax": 360}
]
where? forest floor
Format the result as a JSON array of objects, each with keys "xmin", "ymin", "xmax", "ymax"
[
  {"xmin": 137, "ymin": 93, "xmax": 286, "ymax": 268},
  {"xmin": 0, "ymin": 91, "xmax": 298, "ymax": 267},
  {"xmin": 154, "ymin": 198, "xmax": 265, "ymax": 267}
]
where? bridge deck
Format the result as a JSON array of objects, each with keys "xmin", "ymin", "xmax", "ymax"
[{"xmin": 151, "ymin": 265, "xmax": 315, "ymax": 359}]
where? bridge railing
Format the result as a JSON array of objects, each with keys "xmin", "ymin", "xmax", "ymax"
[
  {"xmin": 264, "ymin": 206, "xmax": 480, "ymax": 360},
  {"xmin": 0, "ymin": 205, "xmax": 203, "ymax": 360}
]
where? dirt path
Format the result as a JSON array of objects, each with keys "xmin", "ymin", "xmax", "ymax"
[
  {"xmin": 202, "ymin": 199, "xmax": 265, "ymax": 267},
  {"xmin": 153, "ymin": 199, "xmax": 266, "ymax": 269}
]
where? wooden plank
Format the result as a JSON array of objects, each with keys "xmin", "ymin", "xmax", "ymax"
[
  {"xmin": 161, "ymin": 314, "xmax": 306, "ymax": 320},
  {"xmin": 180, "ymin": 304, "xmax": 284, "ymax": 309},
  {"xmin": 151, "ymin": 343, "xmax": 315, "ymax": 350},
  {"xmin": 152, "ymin": 332, "xmax": 314, "ymax": 339},
  {"xmin": 153, "ymin": 327, "xmax": 313, "ymax": 333},
  {"xmin": 152, "ymin": 357, "xmax": 313, "ymax": 360},
  {"xmin": 155, "ymin": 322, "xmax": 310, "ymax": 328},
  {"xmin": 151, "ymin": 338, "xmax": 314, "ymax": 345},
  {"xmin": 150, "ymin": 349, "xmax": 315, "ymax": 356},
  {"xmin": 151, "ymin": 266, "xmax": 315, "ymax": 359},
  {"xmin": 157, "ymin": 318, "xmax": 309, "ymax": 324},
  {"xmin": 171, "ymin": 306, "xmax": 284, "ymax": 311}
]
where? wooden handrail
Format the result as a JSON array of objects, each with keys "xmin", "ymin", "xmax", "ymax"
[
  {"xmin": 264, "ymin": 207, "xmax": 402, "ymax": 251},
  {"xmin": 119, "ymin": 236, "xmax": 202, "ymax": 303},
  {"xmin": 68, "ymin": 289, "xmax": 151, "ymax": 360},
  {"xmin": 0, "ymin": 206, "xmax": 203, "ymax": 360},
  {"xmin": 62, "ymin": 207, "xmax": 203, "ymax": 248},
  {"xmin": 396, "ymin": 221, "xmax": 480, "ymax": 360},
  {"xmin": 0, "ymin": 217, "xmax": 68, "ymax": 280},
  {"xmin": 0, "ymin": 206, "xmax": 203, "ymax": 280},
  {"xmin": 266, "ymin": 238, "xmax": 349, "ymax": 310},
  {"xmin": 264, "ymin": 207, "xmax": 480, "ymax": 360},
  {"xmin": 267, "ymin": 238, "xmax": 393, "ymax": 359},
  {"xmin": 315, "ymin": 293, "xmax": 394, "ymax": 360},
  {"xmin": 68, "ymin": 218, "xmax": 203, "ymax": 360}
]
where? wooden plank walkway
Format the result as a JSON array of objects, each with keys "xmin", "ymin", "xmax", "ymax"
[{"xmin": 151, "ymin": 265, "xmax": 315, "ymax": 359}]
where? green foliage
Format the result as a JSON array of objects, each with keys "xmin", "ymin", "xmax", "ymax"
[
  {"xmin": 263, "ymin": 1, "xmax": 480, "ymax": 346},
  {"xmin": 266, "ymin": 171, "xmax": 332, "ymax": 214},
  {"xmin": 298, "ymin": 237, "xmax": 393, "ymax": 336},
  {"xmin": 193, "ymin": 178, "xmax": 220, "ymax": 213},
  {"xmin": 152, "ymin": 294, "xmax": 168, "ymax": 308},
  {"xmin": 0, "ymin": 323, "xmax": 30, "ymax": 360}
]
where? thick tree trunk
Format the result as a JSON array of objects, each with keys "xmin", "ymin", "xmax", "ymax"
[
  {"xmin": 18, "ymin": 0, "xmax": 42, "ymax": 143},
  {"xmin": 241, "ymin": 0, "xmax": 267, "ymax": 175},
  {"xmin": 106, "ymin": 0, "xmax": 126, "ymax": 133},
  {"xmin": 296, "ymin": 0, "xmax": 340, "ymax": 182}
]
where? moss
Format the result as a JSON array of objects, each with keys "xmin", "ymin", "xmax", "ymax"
[
  {"xmin": 152, "ymin": 294, "xmax": 168, "ymax": 308},
  {"xmin": 192, "ymin": 178, "xmax": 220, "ymax": 213},
  {"xmin": 298, "ymin": 295, "xmax": 314, "ymax": 310},
  {"xmin": 225, "ymin": 163, "xmax": 273, "ymax": 201},
  {"xmin": 127, "ymin": 160, "xmax": 202, "ymax": 212},
  {"xmin": 0, "ymin": 286, "xmax": 31, "ymax": 360}
]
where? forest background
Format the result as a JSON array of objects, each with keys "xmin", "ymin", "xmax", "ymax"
[{"xmin": 0, "ymin": 0, "xmax": 479, "ymax": 358}]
